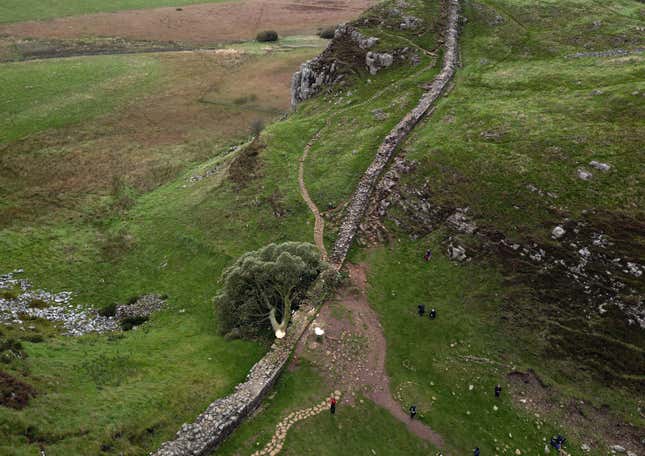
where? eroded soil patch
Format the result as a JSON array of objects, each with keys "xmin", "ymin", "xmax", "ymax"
[
  {"xmin": 508, "ymin": 370, "xmax": 644, "ymax": 454},
  {"xmin": 0, "ymin": 371, "xmax": 36, "ymax": 409},
  {"xmin": 294, "ymin": 263, "xmax": 443, "ymax": 446}
]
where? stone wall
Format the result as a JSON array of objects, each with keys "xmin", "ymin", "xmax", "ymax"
[{"xmin": 330, "ymin": 0, "xmax": 461, "ymax": 266}]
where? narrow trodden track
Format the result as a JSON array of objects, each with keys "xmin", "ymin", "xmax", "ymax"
[{"xmin": 298, "ymin": 130, "xmax": 328, "ymax": 260}]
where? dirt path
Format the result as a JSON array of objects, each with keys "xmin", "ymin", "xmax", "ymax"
[
  {"xmin": 293, "ymin": 263, "xmax": 444, "ymax": 447},
  {"xmin": 298, "ymin": 130, "xmax": 328, "ymax": 260},
  {"xmin": 251, "ymin": 392, "xmax": 342, "ymax": 456}
]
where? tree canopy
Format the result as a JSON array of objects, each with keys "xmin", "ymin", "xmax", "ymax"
[{"xmin": 215, "ymin": 242, "xmax": 325, "ymax": 339}]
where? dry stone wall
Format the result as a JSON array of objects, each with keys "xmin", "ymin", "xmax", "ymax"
[
  {"xmin": 330, "ymin": 0, "xmax": 461, "ymax": 266},
  {"xmin": 152, "ymin": 305, "xmax": 317, "ymax": 456}
]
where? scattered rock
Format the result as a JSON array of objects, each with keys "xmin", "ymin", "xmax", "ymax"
[
  {"xmin": 447, "ymin": 243, "xmax": 467, "ymax": 261},
  {"xmin": 447, "ymin": 208, "xmax": 477, "ymax": 234},
  {"xmin": 589, "ymin": 160, "xmax": 611, "ymax": 172},
  {"xmin": 400, "ymin": 15, "xmax": 423, "ymax": 30},
  {"xmin": 372, "ymin": 109, "xmax": 388, "ymax": 121},
  {"xmin": 115, "ymin": 294, "xmax": 165, "ymax": 321},
  {"xmin": 552, "ymin": 226, "xmax": 566, "ymax": 239},
  {"xmin": 610, "ymin": 445, "xmax": 626, "ymax": 453},
  {"xmin": 577, "ymin": 168, "xmax": 593, "ymax": 180}
]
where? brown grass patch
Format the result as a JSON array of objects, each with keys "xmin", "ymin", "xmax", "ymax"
[
  {"xmin": 0, "ymin": 371, "xmax": 37, "ymax": 409},
  {"xmin": 0, "ymin": 0, "xmax": 376, "ymax": 45},
  {"xmin": 0, "ymin": 47, "xmax": 319, "ymax": 226}
]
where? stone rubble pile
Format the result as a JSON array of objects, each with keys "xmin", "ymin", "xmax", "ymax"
[
  {"xmin": 152, "ymin": 305, "xmax": 317, "ymax": 456},
  {"xmin": 116, "ymin": 294, "xmax": 165, "ymax": 321},
  {"xmin": 0, "ymin": 270, "xmax": 166, "ymax": 336},
  {"xmin": 0, "ymin": 270, "xmax": 119, "ymax": 335}
]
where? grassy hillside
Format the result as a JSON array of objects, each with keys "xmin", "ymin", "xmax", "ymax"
[
  {"xmin": 215, "ymin": 0, "xmax": 644, "ymax": 455},
  {"xmin": 0, "ymin": 0, "xmax": 233, "ymax": 24},
  {"xmin": 0, "ymin": 0, "xmax": 642, "ymax": 454},
  {"xmin": 0, "ymin": 41, "xmax": 323, "ymax": 454}
]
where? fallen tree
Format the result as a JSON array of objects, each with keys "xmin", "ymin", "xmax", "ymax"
[{"xmin": 215, "ymin": 242, "xmax": 325, "ymax": 339}]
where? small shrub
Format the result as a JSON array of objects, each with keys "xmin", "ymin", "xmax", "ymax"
[
  {"xmin": 256, "ymin": 30, "xmax": 278, "ymax": 42},
  {"xmin": 250, "ymin": 119, "xmax": 264, "ymax": 137},
  {"xmin": 228, "ymin": 138, "xmax": 265, "ymax": 185},
  {"xmin": 126, "ymin": 295, "xmax": 140, "ymax": 306},
  {"xmin": 98, "ymin": 303, "xmax": 117, "ymax": 317},
  {"xmin": 0, "ymin": 337, "xmax": 26, "ymax": 363},
  {"xmin": 319, "ymin": 27, "xmax": 336, "ymax": 39},
  {"xmin": 23, "ymin": 334, "xmax": 44, "ymax": 343},
  {"xmin": 27, "ymin": 299, "xmax": 47, "ymax": 309},
  {"xmin": 0, "ymin": 371, "xmax": 37, "ymax": 409},
  {"xmin": 0, "ymin": 289, "xmax": 19, "ymax": 300},
  {"xmin": 120, "ymin": 316, "xmax": 148, "ymax": 331}
]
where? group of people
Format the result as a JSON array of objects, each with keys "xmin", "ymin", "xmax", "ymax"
[
  {"xmin": 417, "ymin": 303, "xmax": 437, "ymax": 319},
  {"xmin": 324, "ymin": 247, "xmax": 567, "ymax": 455}
]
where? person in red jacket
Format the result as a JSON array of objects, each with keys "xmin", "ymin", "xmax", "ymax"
[{"xmin": 330, "ymin": 396, "xmax": 337, "ymax": 414}]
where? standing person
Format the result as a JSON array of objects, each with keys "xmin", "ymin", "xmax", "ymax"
[
  {"xmin": 495, "ymin": 384, "xmax": 502, "ymax": 398},
  {"xmin": 424, "ymin": 249, "xmax": 433, "ymax": 261},
  {"xmin": 330, "ymin": 396, "xmax": 337, "ymax": 415},
  {"xmin": 409, "ymin": 405, "xmax": 417, "ymax": 419},
  {"xmin": 474, "ymin": 448, "xmax": 480, "ymax": 456},
  {"xmin": 429, "ymin": 308, "xmax": 437, "ymax": 319},
  {"xmin": 418, "ymin": 304, "xmax": 426, "ymax": 316}
]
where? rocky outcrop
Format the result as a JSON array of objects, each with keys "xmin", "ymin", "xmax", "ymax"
[
  {"xmin": 290, "ymin": 25, "xmax": 384, "ymax": 107},
  {"xmin": 365, "ymin": 51, "xmax": 394, "ymax": 75},
  {"xmin": 330, "ymin": 0, "xmax": 461, "ymax": 267}
]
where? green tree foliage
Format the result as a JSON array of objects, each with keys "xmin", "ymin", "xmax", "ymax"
[
  {"xmin": 256, "ymin": 30, "xmax": 278, "ymax": 42},
  {"xmin": 215, "ymin": 242, "xmax": 325, "ymax": 339}
]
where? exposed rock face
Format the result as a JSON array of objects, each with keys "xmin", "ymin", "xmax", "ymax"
[
  {"xmin": 400, "ymin": 15, "xmax": 423, "ymax": 30},
  {"xmin": 366, "ymin": 51, "xmax": 394, "ymax": 75},
  {"xmin": 290, "ymin": 25, "xmax": 382, "ymax": 107}
]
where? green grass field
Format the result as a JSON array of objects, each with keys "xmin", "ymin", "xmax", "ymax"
[
  {"xmin": 0, "ymin": 0, "xmax": 233, "ymax": 24},
  {"xmin": 218, "ymin": 0, "xmax": 643, "ymax": 454},
  {"xmin": 0, "ymin": 55, "xmax": 159, "ymax": 143},
  {"xmin": 0, "ymin": 40, "xmax": 320, "ymax": 454}
]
